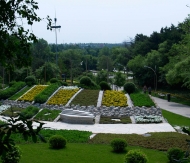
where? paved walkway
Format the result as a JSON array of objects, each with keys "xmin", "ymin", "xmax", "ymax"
[{"xmin": 150, "ymin": 96, "xmax": 190, "ymax": 118}]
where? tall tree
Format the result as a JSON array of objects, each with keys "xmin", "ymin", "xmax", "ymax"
[{"xmin": 0, "ymin": 0, "xmax": 51, "ymax": 69}]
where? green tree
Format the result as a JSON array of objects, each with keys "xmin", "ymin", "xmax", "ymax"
[
  {"xmin": 114, "ymin": 72, "xmax": 126, "ymax": 87},
  {"xmin": 0, "ymin": 0, "xmax": 51, "ymax": 69},
  {"xmin": 35, "ymin": 62, "xmax": 60, "ymax": 83}
]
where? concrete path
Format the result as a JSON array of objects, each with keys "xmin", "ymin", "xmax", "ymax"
[{"xmin": 150, "ymin": 96, "xmax": 190, "ymax": 118}]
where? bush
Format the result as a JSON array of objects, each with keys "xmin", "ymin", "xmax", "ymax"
[
  {"xmin": 49, "ymin": 135, "xmax": 67, "ymax": 149},
  {"xmin": 80, "ymin": 76, "xmax": 92, "ymax": 86},
  {"xmin": 99, "ymin": 81, "xmax": 111, "ymax": 90},
  {"xmin": 0, "ymin": 81, "xmax": 26, "ymax": 100},
  {"xmin": 50, "ymin": 78, "xmax": 58, "ymax": 83},
  {"xmin": 110, "ymin": 138, "xmax": 127, "ymax": 152},
  {"xmin": 167, "ymin": 147, "xmax": 184, "ymax": 163},
  {"xmin": 59, "ymin": 81, "xmax": 68, "ymax": 86},
  {"xmin": 25, "ymin": 76, "xmax": 36, "ymax": 86},
  {"xmin": 9, "ymin": 81, "xmax": 16, "ymax": 87},
  {"xmin": 124, "ymin": 82, "xmax": 136, "ymax": 94},
  {"xmin": 1, "ymin": 145, "xmax": 21, "ymax": 163},
  {"xmin": 124, "ymin": 149, "xmax": 148, "ymax": 163}
]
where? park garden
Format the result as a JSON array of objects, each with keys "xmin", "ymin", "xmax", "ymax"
[{"xmin": 0, "ymin": 0, "xmax": 190, "ymax": 162}]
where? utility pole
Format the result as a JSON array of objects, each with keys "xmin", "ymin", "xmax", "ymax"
[{"xmin": 51, "ymin": 17, "xmax": 61, "ymax": 66}]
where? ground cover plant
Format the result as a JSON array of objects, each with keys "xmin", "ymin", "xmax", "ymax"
[
  {"xmin": 0, "ymin": 81, "xmax": 26, "ymax": 100},
  {"xmin": 162, "ymin": 109, "xmax": 190, "ymax": 127},
  {"xmin": 0, "ymin": 107, "xmax": 23, "ymax": 117},
  {"xmin": 34, "ymin": 109, "xmax": 61, "ymax": 121},
  {"xmin": 17, "ymin": 143, "xmax": 168, "ymax": 163},
  {"xmin": 102, "ymin": 90, "xmax": 128, "ymax": 107},
  {"xmin": 20, "ymin": 106, "xmax": 39, "ymax": 119},
  {"xmin": 34, "ymin": 83, "xmax": 60, "ymax": 104},
  {"xmin": 10, "ymin": 129, "xmax": 92, "ymax": 144},
  {"xmin": 88, "ymin": 132, "xmax": 189, "ymax": 151},
  {"xmin": 100, "ymin": 116, "xmax": 131, "ymax": 124},
  {"xmin": 47, "ymin": 87, "xmax": 79, "ymax": 105},
  {"xmin": 130, "ymin": 92, "xmax": 155, "ymax": 107},
  {"xmin": 18, "ymin": 85, "xmax": 47, "ymax": 102},
  {"xmin": 8, "ymin": 86, "xmax": 33, "ymax": 100},
  {"xmin": 70, "ymin": 89, "xmax": 99, "ymax": 106},
  {"xmin": 135, "ymin": 115, "xmax": 162, "ymax": 123}
]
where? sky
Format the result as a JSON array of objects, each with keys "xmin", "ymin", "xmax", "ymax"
[{"xmin": 30, "ymin": 0, "xmax": 190, "ymax": 44}]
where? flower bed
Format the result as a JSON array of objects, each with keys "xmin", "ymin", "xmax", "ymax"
[
  {"xmin": 18, "ymin": 85, "xmax": 48, "ymax": 102},
  {"xmin": 102, "ymin": 90, "xmax": 127, "ymax": 107},
  {"xmin": 134, "ymin": 115, "xmax": 163, "ymax": 123},
  {"xmin": 47, "ymin": 87, "xmax": 79, "ymax": 105}
]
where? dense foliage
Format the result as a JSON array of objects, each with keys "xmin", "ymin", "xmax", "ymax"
[
  {"xmin": 0, "ymin": 81, "xmax": 25, "ymax": 100},
  {"xmin": 34, "ymin": 83, "xmax": 60, "ymax": 104}
]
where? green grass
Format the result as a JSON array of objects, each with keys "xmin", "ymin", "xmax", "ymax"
[
  {"xmin": 17, "ymin": 143, "xmax": 168, "ymax": 163},
  {"xmin": 8, "ymin": 86, "xmax": 32, "ymax": 100},
  {"xmin": 0, "ymin": 107, "xmax": 23, "ymax": 117},
  {"xmin": 70, "ymin": 89, "xmax": 99, "ymax": 106},
  {"xmin": 162, "ymin": 109, "xmax": 190, "ymax": 127},
  {"xmin": 11, "ymin": 129, "xmax": 92, "ymax": 144},
  {"xmin": 34, "ymin": 108, "xmax": 61, "ymax": 121},
  {"xmin": 130, "ymin": 92, "xmax": 155, "ymax": 107}
]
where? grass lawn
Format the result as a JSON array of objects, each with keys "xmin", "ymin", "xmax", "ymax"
[
  {"xmin": 18, "ymin": 143, "xmax": 168, "ymax": 163},
  {"xmin": 162, "ymin": 109, "xmax": 190, "ymax": 127}
]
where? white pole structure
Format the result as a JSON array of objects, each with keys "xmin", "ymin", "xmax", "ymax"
[{"xmin": 51, "ymin": 17, "xmax": 61, "ymax": 66}]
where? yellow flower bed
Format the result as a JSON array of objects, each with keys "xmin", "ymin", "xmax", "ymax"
[
  {"xmin": 102, "ymin": 90, "xmax": 128, "ymax": 107},
  {"xmin": 47, "ymin": 88, "xmax": 79, "ymax": 105},
  {"xmin": 18, "ymin": 85, "xmax": 48, "ymax": 102}
]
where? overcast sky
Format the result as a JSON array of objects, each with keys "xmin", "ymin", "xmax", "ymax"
[{"xmin": 30, "ymin": 0, "xmax": 190, "ymax": 44}]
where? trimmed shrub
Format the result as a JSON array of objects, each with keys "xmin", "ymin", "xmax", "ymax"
[
  {"xmin": 49, "ymin": 135, "xmax": 67, "ymax": 149},
  {"xmin": 167, "ymin": 147, "xmax": 184, "ymax": 163},
  {"xmin": 25, "ymin": 76, "xmax": 36, "ymax": 86},
  {"xmin": 1, "ymin": 145, "xmax": 21, "ymax": 163},
  {"xmin": 99, "ymin": 81, "xmax": 111, "ymax": 90},
  {"xmin": 80, "ymin": 76, "xmax": 92, "ymax": 86},
  {"xmin": 124, "ymin": 82, "xmax": 136, "ymax": 94},
  {"xmin": 59, "ymin": 81, "xmax": 68, "ymax": 86},
  {"xmin": 111, "ymin": 138, "xmax": 127, "ymax": 152},
  {"xmin": 0, "ymin": 81, "xmax": 26, "ymax": 100},
  {"xmin": 124, "ymin": 149, "xmax": 148, "ymax": 163},
  {"xmin": 50, "ymin": 78, "xmax": 58, "ymax": 83}
]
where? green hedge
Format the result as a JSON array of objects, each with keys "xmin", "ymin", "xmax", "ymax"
[
  {"xmin": 34, "ymin": 83, "xmax": 60, "ymax": 104},
  {"xmin": 0, "ymin": 81, "xmax": 26, "ymax": 100}
]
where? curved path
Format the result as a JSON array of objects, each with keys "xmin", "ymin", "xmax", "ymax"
[{"xmin": 150, "ymin": 96, "xmax": 190, "ymax": 118}]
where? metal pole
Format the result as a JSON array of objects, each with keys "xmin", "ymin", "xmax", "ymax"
[{"xmin": 51, "ymin": 18, "xmax": 61, "ymax": 66}]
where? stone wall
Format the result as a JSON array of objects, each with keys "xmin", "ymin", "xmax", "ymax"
[{"xmin": 1, "ymin": 100, "xmax": 162, "ymax": 117}]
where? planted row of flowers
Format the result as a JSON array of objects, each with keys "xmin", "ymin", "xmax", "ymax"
[
  {"xmin": 135, "ymin": 115, "xmax": 162, "ymax": 123},
  {"xmin": 102, "ymin": 90, "xmax": 128, "ymax": 107},
  {"xmin": 18, "ymin": 85, "xmax": 48, "ymax": 102},
  {"xmin": 46, "ymin": 87, "xmax": 79, "ymax": 105}
]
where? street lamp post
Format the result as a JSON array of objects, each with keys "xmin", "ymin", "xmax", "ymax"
[
  {"xmin": 144, "ymin": 66, "xmax": 157, "ymax": 92},
  {"xmin": 51, "ymin": 17, "xmax": 61, "ymax": 66}
]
